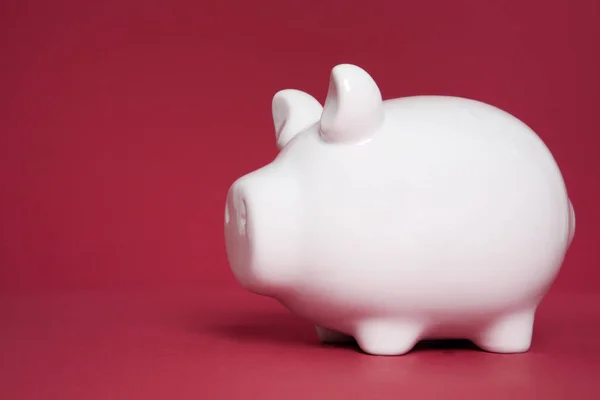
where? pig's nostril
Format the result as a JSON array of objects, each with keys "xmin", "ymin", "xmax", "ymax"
[{"xmin": 237, "ymin": 198, "xmax": 248, "ymax": 236}]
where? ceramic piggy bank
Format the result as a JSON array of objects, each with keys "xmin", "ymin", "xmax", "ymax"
[{"xmin": 224, "ymin": 64, "xmax": 575, "ymax": 355}]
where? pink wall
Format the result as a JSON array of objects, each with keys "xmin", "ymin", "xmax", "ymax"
[{"xmin": 1, "ymin": 0, "xmax": 598, "ymax": 291}]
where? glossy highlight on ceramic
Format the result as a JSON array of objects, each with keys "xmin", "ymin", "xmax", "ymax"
[{"xmin": 224, "ymin": 63, "xmax": 575, "ymax": 356}]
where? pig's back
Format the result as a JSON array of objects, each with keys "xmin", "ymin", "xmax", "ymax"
[{"xmin": 293, "ymin": 95, "xmax": 571, "ymax": 314}]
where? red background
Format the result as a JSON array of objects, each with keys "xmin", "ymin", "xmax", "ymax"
[{"xmin": 1, "ymin": 0, "xmax": 599, "ymax": 398}]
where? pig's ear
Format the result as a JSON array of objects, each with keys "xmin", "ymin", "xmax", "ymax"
[
  {"xmin": 319, "ymin": 64, "xmax": 384, "ymax": 143},
  {"xmin": 272, "ymin": 89, "xmax": 323, "ymax": 150}
]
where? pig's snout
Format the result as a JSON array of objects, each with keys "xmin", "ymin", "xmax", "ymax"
[
  {"xmin": 225, "ymin": 192, "xmax": 248, "ymax": 238},
  {"xmin": 224, "ymin": 167, "xmax": 300, "ymax": 294},
  {"xmin": 568, "ymin": 198, "xmax": 575, "ymax": 248},
  {"xmin": 225, "ymin": 184, "xmax": 252, "ymax": 289}
]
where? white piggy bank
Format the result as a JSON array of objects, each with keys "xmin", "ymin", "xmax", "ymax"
[{"xmin": 224, "ymin": 64, "xmax": 575, "ymax": 355}]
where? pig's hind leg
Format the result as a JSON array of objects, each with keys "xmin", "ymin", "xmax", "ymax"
[{"xmin": 472, "ymin": 308, "xmax": 536, "ymax": 353}]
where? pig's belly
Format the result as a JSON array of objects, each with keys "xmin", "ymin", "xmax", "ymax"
[{"xmin": 285, "ymin": 135, "xmax": 570, "ymax": 324}]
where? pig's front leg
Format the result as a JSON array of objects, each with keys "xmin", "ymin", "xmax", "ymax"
[
  {"xmin": 315, "ymin": 326, "xmax": 354, "ymax": 344},
  {"xmin": 354, "ymin": 319, "xmax": 423, "ymax": 356}
]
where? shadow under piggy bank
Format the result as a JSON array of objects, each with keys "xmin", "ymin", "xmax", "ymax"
[
  {"xmin": 203, "ymin": 311, "xmax": 479, "ymax": 354},
  {"xmin": 204, "ymin": 311, "xmax": 326, "ymax": 349}
]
